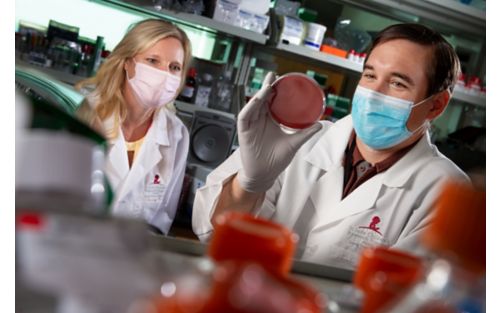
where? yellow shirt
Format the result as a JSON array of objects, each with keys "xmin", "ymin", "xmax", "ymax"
[{"xmin": 125, "ymin": 136, "xmax": 146, "ymax": 165}]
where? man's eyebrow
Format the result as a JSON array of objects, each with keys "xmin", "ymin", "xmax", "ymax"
[
  {"xmin": 363, "ymin": 64, "xmax": 374, "ymax": 71},
  {"xmin": 391, "ymin": 72, "xmax": 415, "ymax": 86},
  {"xmin": 363, "ymin": 64, "xmax": 415, "ymax": 86}
]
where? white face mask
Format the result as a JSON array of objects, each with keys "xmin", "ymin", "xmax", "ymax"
[{"xmin": 126, "ymin": 60, "xmax": 181, "ymax": 108}]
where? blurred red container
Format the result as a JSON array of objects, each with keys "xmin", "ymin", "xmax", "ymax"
[
  {"xmin": 354, "ymin": 246, "xmax": 424, "ymax": 313},
  {"xmin": 203, "ymin": 262, "xmax": 325, "ymax": 313},
  {"xmin": 208, "ymin": 211, "xmax": 298, "ymax": 277}
]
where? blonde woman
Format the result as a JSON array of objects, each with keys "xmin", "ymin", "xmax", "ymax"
[{"xmin": 76, "ymin": 19, "xmax": 192, "ymax": 235}]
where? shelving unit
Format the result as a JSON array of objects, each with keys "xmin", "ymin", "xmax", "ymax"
[
  {"xmin": 452, "ymin": 89, "xmax": 486, "ymax": 108},
  {"xmin": 94, "ymin": 0, "xmax": 269, "ymax": 44},
  {"xmin": 273, "ymin": 42, "xmax": 363, "ymax": 74},
  {"xmin": 422, "ymin": 0, "xmax": 485, "ymax": 21},
  {"xmin": 17, "ymin": 0, "xmax": 486, "ymax": 110},
  {"xmin": 335, "ymin": 0, "xmax": 485, "ymax": 37},
  {"xmin": 175, "ymin": 100, "xmax": 235, "ymax": 120},
  {"xmin": 16, "ymin": 58, "xmax": 87, "ymax": 86}
]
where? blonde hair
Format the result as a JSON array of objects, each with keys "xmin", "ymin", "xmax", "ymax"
[{"xmin": 76, "ymin": 19, "xmax": 192, "ymax": 137}]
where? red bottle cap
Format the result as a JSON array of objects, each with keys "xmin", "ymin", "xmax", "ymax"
[
  {"xmin": 469, "ymin": 76, "xmax": 481, "ymax": 85},
  {"xmin": 188, "ymin": 68, "xmax": 197, "ymax": 77},
  {"xmin": 268, "ymin": 73, "xmax": 325, "ymax": 131},
  {"xmin": 354, "ymin": 246, "xmax": 424, "ymax": 313},
  {"xmin": 207, "ymin": 212, "xmax": 298, "ymax": 276},
  {"xmin": 202, "ymin": 262, "xmax": 325, "ymax": 313},
  {"xmin": 101, "ymin": 50, "xmax": 110, "ymax": 58}
]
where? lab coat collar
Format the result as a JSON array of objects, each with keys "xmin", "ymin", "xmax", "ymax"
[
  {"xmin": 103, "ymin": 107, "xmax": 171, "ymax": 203},
  {"xmin": 151, "ymin": 108, "xmax": 171, "ymax": 147},
  {"xmin": 102, "ymin": 107, "xmax": 171, "ymax": 147},
  {"xmin": 306, "ymin": 116, "xmax": 435, "ymax": 230},
  {"xmin": 102, "ymin": 113, "xmax": 128, "ymax": 184},
  {"xmin": 303, "ymin": 115, "xmax": 353, "ymax": 171},
  {"xmin": 303, "ymin": 115, "xmax": 435, "ymax": 188},
  {"xmin": 381, "ymin": 131, "xmax": 435, "ymax": 188}
]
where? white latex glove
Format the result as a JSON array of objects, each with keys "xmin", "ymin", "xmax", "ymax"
[{"xmin": 236, "ymin": 72, "xmax": 322, "ymax": 193}]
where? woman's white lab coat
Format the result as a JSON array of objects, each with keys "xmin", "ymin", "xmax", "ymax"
[
  {"xmin": 192, "ymin": 115, "xmax": 468, "ymax": 269},
  {"xmin": 100, "ymin": 106, "xmax": 189, "ymax": 234}
]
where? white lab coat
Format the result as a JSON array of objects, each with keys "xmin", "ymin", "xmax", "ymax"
[
  {"xmin": 192, "ymin": 115, "xmax": 468, "ymax": 269},
  {"xmin": 99, "ymin": 106, "xmax": 189, "ymax": 235}
]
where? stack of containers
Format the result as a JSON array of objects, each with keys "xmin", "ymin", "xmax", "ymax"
[{"xmin": 212, "ymin": 0, "xmax": 270, "ymax": 34}]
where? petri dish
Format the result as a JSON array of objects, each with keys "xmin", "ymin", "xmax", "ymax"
[{"xmin": 269, "ymin": 73, "xmax": 325, "ymax": 133}]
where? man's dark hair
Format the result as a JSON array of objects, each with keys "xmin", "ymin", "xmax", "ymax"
[{"xmin": 365, "ymin": 23, "xmax": 461, "ymax": 97}]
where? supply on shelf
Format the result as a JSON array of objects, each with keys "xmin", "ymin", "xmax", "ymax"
[
  {"xmin": 178, "ymin": 67, "xmax": 198, "ymax": 103},
  {"xmin": 303, "ymin": 22, "xmax": 327, "ymax": 51},
  {"xmin": 195, "ymin": 73, "xmax": 214, "ymax": 108},
  {"xmin": 209, "ymin": 68, "xmax": 234, "ymax": 112},
  {"xmin": 277, "ymin": 15, "xmax": 306, "ymax": 45},
  {"xmin": 212, "ymin": 0, "xmax": 270, "ymax": 34}
]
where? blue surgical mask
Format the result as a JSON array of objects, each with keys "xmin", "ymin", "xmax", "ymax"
[{"xmin": 351, "ymin": 86, "xmax": 430, "ymax": 150}]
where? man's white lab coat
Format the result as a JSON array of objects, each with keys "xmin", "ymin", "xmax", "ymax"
[{"xmin": 193, "ymin": 116, "xmax": 468, "ymax": 269}]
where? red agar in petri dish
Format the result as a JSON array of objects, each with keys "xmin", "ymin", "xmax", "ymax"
[{"xmin": 269, "ymin": 73, "xmax": 325, "ymax": 131}]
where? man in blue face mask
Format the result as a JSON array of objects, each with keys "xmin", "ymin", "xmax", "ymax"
[{"xmin": 193, "ymin": 23, "xmax": 470, "ymax": 269}]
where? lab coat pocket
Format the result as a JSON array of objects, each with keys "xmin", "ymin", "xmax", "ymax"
[
  {"xmin": 143, "ymin": 180, "xmax": 167, "ymax": 219},
  {"xmin": 329, "ymin": 224, "xmax": 391, "ymax": 267}
]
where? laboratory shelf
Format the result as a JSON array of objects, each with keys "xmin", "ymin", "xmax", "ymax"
[
  {"xmin": 16, "ymin": 58, "xmax": 87, "ymax": 86},
  {"xmin": 175, "ymin": 100, "xmax": 236, "ymax": 120},
  {"xmin": 95, "ymin": 0, "xmax": 269, "ymax": 44},
  {"xmin": 452, "ymin": 89, "xmax": 486, "ymax": 108},
  {"xmin": 422, "ymin": 0, "xmax": 485, "ymax": 21},
  {"xmin": 17, "ymin": 57, "xmax": 486, "ymax": 109},
  {"xmin": 337, "ymin": 0, "xmax": 485, "ymax": 36},
  {"xmin": 273, "ymin": 42, "xmax": 363, "ymax": 74}
]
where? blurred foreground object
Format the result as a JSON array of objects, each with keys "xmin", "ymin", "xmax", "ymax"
[
  {"xmin": 152, "ymin": 212, "xmax": 326, "ymax": 313},
  {"xmin": 15, "ymin": 88, "xmax": 111, "ymax": 214},
  {"xmin": 380, "ymin": 180, "xmax": 486, "ymax": 313}
]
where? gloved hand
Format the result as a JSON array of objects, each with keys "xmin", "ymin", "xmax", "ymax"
[{"xmin": 236, "ymin": 72, "xmax": 322, "ymax": 193}]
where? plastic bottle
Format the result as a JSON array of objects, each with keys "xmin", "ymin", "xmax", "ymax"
[
  {"xmin": 195, "ymin": 73, "xmax": 213, "ymax": 108},
  {"xmin": 209, "ymin": 69, "xmax": 234, "ymax": 112},
  {"xmin": 178, "ymin": 68, "xmax": 198, "ymax": 103},
  {"xmin": 379, "ymin": 180, "xmax": 486, "ymax": 313},
  {"xmin": 359, "ymin": 52, "xmax": 367, "ymax": 64},
  {"xmin": 348, "ymin": 49, "xmax": 356, "ymax": 62}
]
